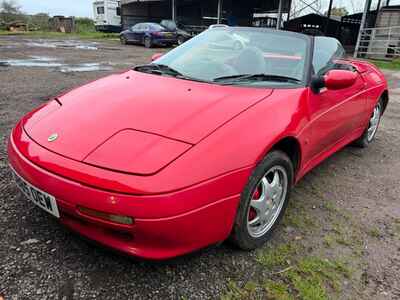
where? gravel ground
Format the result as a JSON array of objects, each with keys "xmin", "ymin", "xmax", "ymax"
[{"xmin": 0, "ymin": 36, "xmax": 399, "ymax": 300}]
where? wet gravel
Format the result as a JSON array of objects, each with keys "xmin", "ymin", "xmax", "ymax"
[{"xmin": 0, "ymin": 36, "xmax": 400, "ymax": 299}]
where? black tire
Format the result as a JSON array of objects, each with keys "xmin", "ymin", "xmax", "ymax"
[
  {"xmin": 144, "ymin": 37, "xmax": 152, "ymax": 48},
  {"xmin": 230, "ymin": 150, "xmax": 294, "ymax": 250},
  {"xmin": 120, "ymin": 35, "xmax": 127, "ymax": 45},
  {"xmin": 178, "ymin": 36, "xmax": 186, "ymax": 45},
  {"xmin": 353, "ymin": 98, "xmax": 383, "ymax": 148}
]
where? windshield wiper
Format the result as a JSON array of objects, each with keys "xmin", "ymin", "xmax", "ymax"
[
  {"xmin": 213, "ymin": 73, "xmax": 301, "ymax": 84},
  {"xmin": 134, "ymin": 63, "xmax": 207, "ymax": 83},
  {"xmin": 134, "ymin": 63, "xmax": 181, "ymax": 75}
]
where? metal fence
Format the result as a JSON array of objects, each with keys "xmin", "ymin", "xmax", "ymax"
[{"xmin": 354, "ymin": 25, "xmax": 400, "ymax": 59}]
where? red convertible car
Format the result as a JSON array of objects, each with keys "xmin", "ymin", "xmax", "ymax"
[{"xmin": 8, "ymin": 27, "xmax": 388, "ymax": 260}]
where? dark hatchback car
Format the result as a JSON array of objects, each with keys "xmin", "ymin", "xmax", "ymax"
[{"xmin": 120, "ymin": 22, "xmax": 178, "ymax": 48}]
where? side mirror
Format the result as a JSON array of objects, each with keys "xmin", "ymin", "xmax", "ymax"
[
  {"xmin": 151, "ymin": 53, "xmax": 164, "ymax": 62},
  {"xmin": 311, "ymin": 70, "xmax": 357, "ymax": 93}
]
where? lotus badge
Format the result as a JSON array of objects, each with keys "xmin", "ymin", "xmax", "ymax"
[{"xmin": 48, "ymin": 133, "xmax": 58, "ymax": 142}]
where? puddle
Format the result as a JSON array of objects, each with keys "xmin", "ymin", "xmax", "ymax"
[
  {"xmin": 25, "ymin": 39, "xmax": 99, "ymax": 50},
  {"xmin": 0, "ymin": 56, "xmax": 63, "ymax": 67},
  {"xmin": 26, "ymin": 42, "xmax": 57, "ymax": 49},
  {"xmin": 1, "ymin": 38, "xmax": 121, "ymax": 51},
  {"xmin": 75, "ymin": 45, "xmax": 98, "ymax": 51},
  {"xmin": 59, "ymin": 63, "xmax": 113, "ymax": 73},
  {"xmin": 0, "ymin": 44, "xmax": 19, "ymax": 49},
  {"xmin": 0, "ymin": 56, "xmax": 114, "ymax": 72}
]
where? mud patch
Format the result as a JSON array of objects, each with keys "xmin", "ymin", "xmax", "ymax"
[{"xmin": 59, "ymin": 63, "xmax": 113, "ymax": 73}]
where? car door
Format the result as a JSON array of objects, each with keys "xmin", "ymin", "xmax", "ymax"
[
  {"xmin": 306, "ymin": 37, "xmax": 366, "ymax": 160},
  {"xmin": 136, "ymin": 24, "xmax": 147, "ymax": 43},
  {"xmin": 126, "ymin": 24, "xmax": 139, "ymax": 42}
]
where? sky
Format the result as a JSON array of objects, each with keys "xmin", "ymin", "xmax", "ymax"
[
  {"xmin": 17, "ymin": 0, "xmax": 93, "ymax": 18},
  {"xmin": 12, "ymin": 0, "xmax": 400, "ymax": 18}
]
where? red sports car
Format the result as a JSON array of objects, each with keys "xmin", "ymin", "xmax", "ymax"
[{"xmin": 8, "ymin": 27, "xmax": 388, "ymax": 260}]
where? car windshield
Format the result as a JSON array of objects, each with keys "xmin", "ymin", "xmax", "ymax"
[
  {"xmin": 150, "ymin": 24, "xmax": 166, "ymax": 31},
  {"xmin": 149, "ymin": 27, "xmax": 309, "ymax": 86},
  {"xmin": 161, "ymin": 20, "xmax": 177, "ymax": 31}
]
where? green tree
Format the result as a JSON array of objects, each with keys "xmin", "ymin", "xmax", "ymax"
[
  {"xmin": 75, "ymin": 17, "xmax": 95, "ymax": 33},
  {"xmin": 325, "ymin": 6, "xmax": 349, "ymax": 17},
  {"xmin": 0, "ymin": 0, "xmax": 24, "ymax": 24},
  {"xmin": 28, "ymin": 13, "xmax": 50, "ymax": 30}
]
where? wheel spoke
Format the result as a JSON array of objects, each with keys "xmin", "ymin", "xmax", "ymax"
[
  {"xmin": 263, "ymin": 172, "xmax": 278, "ymax": 201},
  {"xmin": 269, "ymin": 171, "xmax": 283, "ymax": 203},
  {"xmin": 250, "ymin": 198, "xmax": 265, "ymax": 213},
  {"xmin": 367, "ymin": 103, "xmax": 381, "ymax": 141},
  {"xmin": 368, "ymin": 126, "xmax": 375, "ymax": 134},
  {"xmin": 263, "ymin": 207, "xmax": 275, "ymax": 224},
  {"xmin": 274, "ymin": 185, "xmax": 284, "ymax": 201},
  {"xmin": 250, "ymin": 178, "xmax": 267, "ymax": 212},
  {"xmin": 248, "ymin": 216, "xmax": 260, "ymax": 226},
  {"xmin": 261, "ymin": 177, "xmax": 270, "ymax": 198}
]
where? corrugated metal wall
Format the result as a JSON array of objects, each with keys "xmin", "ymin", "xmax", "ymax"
[
  {"xmin": 375, "ymin": 8, "xmax": 400, "ymax": 27},
  {"xmin": 121, "ymin": 0, "xmax": 290, "ymax": 29}
]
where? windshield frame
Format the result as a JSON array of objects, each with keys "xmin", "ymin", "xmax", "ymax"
[{"xmin": 138, "ymin": 27, "xmax": 314, "ymax": 88}]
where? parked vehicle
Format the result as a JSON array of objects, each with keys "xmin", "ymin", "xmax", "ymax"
[
  {"xmin": 8, "ymin": 27, "xmax": 388, "ymax": 260},
  {"xmin": 120, "ymin": 22, "xmax": 177, "ymax": 48},
  {"xmin": 93, "ymin": 0, "xmax": 121, "ymax": 33},
  {"xmin": 207, "ymin": 31, "xmax": 250, "ymax": 51},
  {"xmin": 160, "ymin": 20, "xmax": 193, "ymax": 45}
]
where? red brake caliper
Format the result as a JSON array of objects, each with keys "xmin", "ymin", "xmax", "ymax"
[{"xmin": 249, "ymin": 185, "xmax": 260, "ymax": 221}]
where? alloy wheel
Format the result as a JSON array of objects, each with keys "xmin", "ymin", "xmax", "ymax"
[
  {"xmin": 178, "ymin": 36, "xmax": 185, "ymax": 45},
  {"xmin": 144, "ymin": 37, "xmax": 152, "ymax": 48},
  {"xmin": 367, "ymin": 102, "xmax": 382, "ymax": 142},
  {"xmin": 247, "ymin": 166, "xmax": 288, "ymax": 238}
]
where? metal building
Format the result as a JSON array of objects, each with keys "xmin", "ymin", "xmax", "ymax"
[{"xmin": 120, "ymin": 0, "xmax": 291, "ymax": 31}]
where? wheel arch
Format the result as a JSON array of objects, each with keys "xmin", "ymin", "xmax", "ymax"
[
  {"xmin": 381, "ymin": 89, "xmax": 389, "ymax": 114},
  {"xmin": 143, "ymin": 34, "xmax": 151, "ymax": 43},
  {"xmin": 263, "ymin": 136, "xmax": 302, "ymax": 178}
]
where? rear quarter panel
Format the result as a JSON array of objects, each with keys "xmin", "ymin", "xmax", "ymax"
[{"xmin": 353, "ymin": 60, "xmax": 389, "ymax": 122}]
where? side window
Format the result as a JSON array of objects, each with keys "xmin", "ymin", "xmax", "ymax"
[
  {"xmin": 312, "ymin": 37, "xmax": 346, "ymax": 75},
  {"xmin": 97, "ymin": 6, "xmax": 105, "ymax": 15},
  {"xmin": 132, "ymin": 24, "xmax": 141, "ymax": 31}
]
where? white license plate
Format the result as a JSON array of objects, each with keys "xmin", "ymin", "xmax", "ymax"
[{"xmin": 11, "ymin": 166, "xmax": 60, "ymax": 218}]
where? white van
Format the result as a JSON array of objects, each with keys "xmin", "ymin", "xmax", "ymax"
[{"xmin": 93, "ymin": 0, "xmax": 122, "ymax": 32}]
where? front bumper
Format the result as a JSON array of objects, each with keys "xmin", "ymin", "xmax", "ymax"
[{"xmin": 8, "ymin": 125, "xmax": 243, "ymax": 260}]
